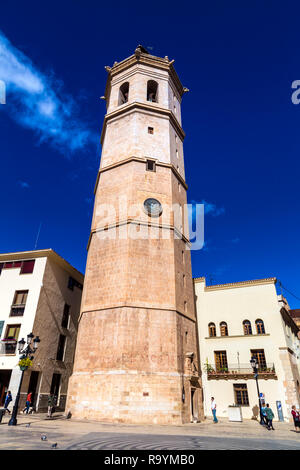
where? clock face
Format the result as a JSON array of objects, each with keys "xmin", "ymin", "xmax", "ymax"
[{"xmin": 143, "ymin": 198, "xmax": 162, "ymax": 217}]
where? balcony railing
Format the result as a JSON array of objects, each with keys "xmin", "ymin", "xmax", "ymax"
[
  {"xmin": 0, "ymin": 339, "xmax": 17, "ymax": 355},
  {"xmin": 206, "ymin": 363, "xmax": 277, "ymax": 379},
  {"xmin": 10, "ymin": 304, "xmax": 25, "ymax": 317}
]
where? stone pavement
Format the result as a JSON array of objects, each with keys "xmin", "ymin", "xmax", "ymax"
[{"xmin": 0, "ymin": 413, "xmax": 299, "ymax": 450}]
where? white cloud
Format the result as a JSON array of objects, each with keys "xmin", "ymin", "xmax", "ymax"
[
  {"xmin": 0, "ymin": 30, "xmax": 97, "ymax": 153},
  {"xmin": 189, "ymin": 199, "xmax": 225, "ymax": 219},
  {"xmin": 200, "ymin": 200, "xmax": 225, "ymax": 217}
]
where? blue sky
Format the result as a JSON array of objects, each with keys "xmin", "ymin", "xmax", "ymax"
[{"xmin": 0, "ymin": 1, "xmax": 300, "ymax": 307}]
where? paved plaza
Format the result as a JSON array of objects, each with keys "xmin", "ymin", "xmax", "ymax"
[{"xmin": 0, "ymin": 413, "xmax": 299, "ymax": 450}]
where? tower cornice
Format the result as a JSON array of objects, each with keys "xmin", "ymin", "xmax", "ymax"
[
  {"xmin": 100, "ymin": 101, "xmax": 185, "ymax": 146},
  {"xmin": 94, "ymin": 156, "xmax": 188, "ymax": 195},
  {"xmin": 105, "ymin": 51, "xmax": 185, "ymax": 98}
]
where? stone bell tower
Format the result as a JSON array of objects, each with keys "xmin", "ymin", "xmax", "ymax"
[{"xmin": 66, "ymin": 46, "xmax": 203, "ymax": 424}]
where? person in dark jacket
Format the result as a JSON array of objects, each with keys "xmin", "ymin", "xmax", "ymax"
[
  {"xmin": 265, "ymin": 403, "xmax": 275, "ymax": 430},
  {"xmin": 291, "ymin": 405, "xmax": 300, "ymax": 432},
  {"xmin": 47, "ymin": 394, "xmax": 56, "ymax": 418},
  {"xmin": 4, "ymin": 391, "xmax": 12, "ymax": 414}
]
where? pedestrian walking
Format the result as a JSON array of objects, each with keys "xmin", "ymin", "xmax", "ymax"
[
  {"xmin": 291, "ymin": 405, "xmax": 300, "ymax": 433},
  {"xmin": 4, "ymin": 391, "xmax": 12, "ymax": 414},
  {"xmin": 47, "ymin": 394, "xmax": 56, "ymax": 418},
  {"xmin": 211, "ymin": 397, "xmax": 218, "ymax": 423},
  {"xmin": 261, "ymin": 403, "xmax": 268, "ymax": 426},
  {"xmin": 265, "ymin": 403, "xmax": 275, "ymax": 430},
  {"xmin": 23, "ymin": 391, "xmax": 32, "ymax": 414}
]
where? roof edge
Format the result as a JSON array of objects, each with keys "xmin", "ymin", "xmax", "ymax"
[
  {"xmin": 194, "ymin": 276, "xmax": 277, "ymax": 290},
  {"xmin": 0, "ymin": 249, "xmax": 84, "ymax": 281}
]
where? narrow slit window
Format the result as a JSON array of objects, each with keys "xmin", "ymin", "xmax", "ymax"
[{"xmin": 146, "ymin": 160, "xmax": 156, "ymax": 172}]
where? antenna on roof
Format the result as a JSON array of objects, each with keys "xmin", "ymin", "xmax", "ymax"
[{"xmin": 34, "ymin": 222, "xmax": 42, "ymax": 250}]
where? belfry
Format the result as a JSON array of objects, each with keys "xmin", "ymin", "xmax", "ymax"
[{"xmin": 66, "ymin": 46, "xmax": 203, "ymax": 424}]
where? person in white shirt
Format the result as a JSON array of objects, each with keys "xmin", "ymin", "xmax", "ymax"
[{"xmin": 211, "ymin": 397, "xmax": 218, "ymax": 423}]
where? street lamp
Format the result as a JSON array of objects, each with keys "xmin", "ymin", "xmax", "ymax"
[
  {"xmin": 8, "ymin": 332, "xmax": 40, "ymax": 426},
  {"xmin": 250, "ymin": 356, "xmax": 264, "ymax": 425}
]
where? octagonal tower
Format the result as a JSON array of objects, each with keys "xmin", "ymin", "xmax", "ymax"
[{"xmin": 66, "ymin": 46, "xmax": 203, "ymax": 424}]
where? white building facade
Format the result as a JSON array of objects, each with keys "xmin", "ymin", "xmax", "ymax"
[
  {"xmin": 195, "ymin": 277, "xmax": 300, "ymax": 422},
  {"xmin": 0, "ymin": 250, "xmax": 83, "ymax": 412}
]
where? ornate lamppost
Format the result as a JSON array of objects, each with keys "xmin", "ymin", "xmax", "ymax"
[
  {"xmin": 250, "ymin": 356, "xmax": 264, "ymax": 425},
  {"xmin": 8, "ymin": 333, "xmax": 40, "ymax": 426}
]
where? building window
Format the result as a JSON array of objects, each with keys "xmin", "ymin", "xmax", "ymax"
[
  {"xmin": 56, "ymin": 335, "xmax": 66, "ymax": 361},
  {"xmin": 146, "ymin": 160, "xmax": 156, "ymax": 172},
  {"xmin": 251, "ymin": 349, "xmax": 267, "ymax": 371},
  {"xmin": 234, "ymin": 384, "xmax": 249, "ymax": 406},
  {"xmin": 208, "ymin": 322, "xmax": 216, "ymax": 337},
  {"xmin": 0, "ymin": 260, "xmax": 35, "ymax": 275},
  {"xmin": 20, "ymin": 260, "xmax": 35, "ymax": 274},
  {"xmin": 118, "ymin": 82, "xmax": 129, "ymax": 105},
  {"xmin": 243, "ymin": 320, "xmax": 252, "ymax": 335},
  {"xmin": 147, "ymin": 80, "xmax": 158, "ymax": 102},
  {"xmin": 214, "ymin": 350, "xmax": 228, "ymax": 371},
  {"xmin": 220, "ymin": 322, "xmax": 228, "ymax": 336},
  {"xmin": 68, "ymin": 276, "xmax": 83, "ymax": 291},
  {"xmin": 61, "ymin": 304, "xmax": 70, "ymax": 329},
  {"xmin": 10, "ymin": 290, "xmax": 28, "ymax": 317},
  {"xmin": 148, "ymin": 127, "xmax": 154, "ymax": 134},
  {"xmin": 3, "ymin": 324, "xmax": 21, "ymax": 354},
  {"xmin": 4, "ymin": 324, "xmax": 20, "ymax": 340},
  {"xmin": 256, "ymin": 319, "xmax": 265, "ymax": 335}
]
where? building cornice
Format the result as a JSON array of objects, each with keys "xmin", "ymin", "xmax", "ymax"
[
  {"xmin": 194, "ymin": 277, "xmax": 277, "ymax": 291},
  {"xmin": 0, "ymin": 249, "xmax": 84, "ymax": 281},
  {"xmin": 100, "ymin": 101, "xmax": 185, "ymax": 145},
  {"xmin": 204, "ymin": 334, "xmax": 271, "ymax": 340}
]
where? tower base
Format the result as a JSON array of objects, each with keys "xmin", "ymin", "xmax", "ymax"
[{"xmin": 66, "ymin": 371, "xmax": 201, "ymax": 425}]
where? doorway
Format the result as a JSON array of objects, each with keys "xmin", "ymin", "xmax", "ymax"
[
  {"xmin": 190, "ymin": 387, "xmax": 199, "ymax": 422},
  {"xmin": 0, "ymin": 370, "xmax": 12, "ymax": 406},
  {"xmin": 28, "ymin": 371, "xmax": 40, "ymax": 409},
  {"xmin": 50, "ymin": 373, "xmax": 61, "ymax": 404}
]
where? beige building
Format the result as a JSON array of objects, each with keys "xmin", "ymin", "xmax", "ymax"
[
  {"xmin": 0, "ymin": 249, "xmax": 83, "ymax": 412},
  {"xmin": 195, "ymin": 277, "xmax": 300, "ymax": 422},
  {"xmin": 67, "ymin": 46, "xmax": 203, "ymax": 424}
]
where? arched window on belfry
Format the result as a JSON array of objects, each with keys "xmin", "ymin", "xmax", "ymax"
[
  {"xmin": 220, "ymin": 322, "xmax": 228, "ymax": 336},
  {"xmin": 118, "ymin": 82, "xmax": 129, "ymax": 105},
  {"xmin": 147, "ymin": 80, "xmax": 158, "ymax": 103},
  {"xmin": 243, "ymin": 320, "xmax": 252, "ymax": 335},
  {"xmin": 256, "ymin": 319, "xmax": 265, "ymax": 335},
  {"xmin": 208, "ymin": 323, "xmax": 216, "ymax": 337}
]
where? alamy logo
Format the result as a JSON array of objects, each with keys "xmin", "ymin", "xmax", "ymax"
[
  {"xmin": 291, "ymin": 80, "xmax": 300, "ymax": 104},
  {"xmin": 0, "ymin": 80, "xmax": 6, "ymax": 104}
]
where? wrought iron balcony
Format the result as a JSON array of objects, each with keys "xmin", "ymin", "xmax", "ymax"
[
  {"xmin": 0, "ymin": 339, "xmax": 17, "ymax": 355},
  {"xmin": 206, "ymin": 363, "xmax": 277, "ymax": 380},
  {"xmin": 10, "ymin": 304, "xmax": 25, "ymax": 317}
]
